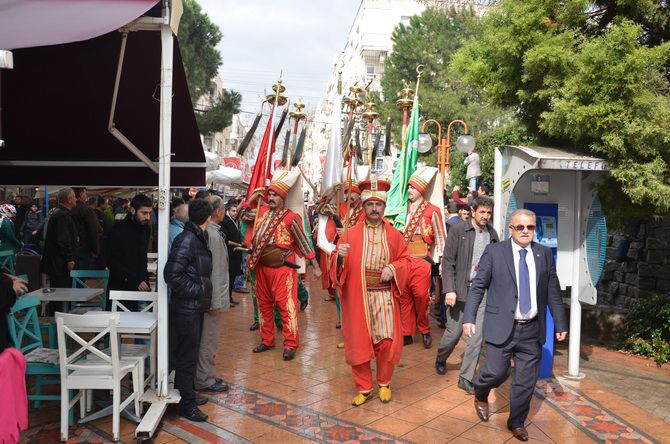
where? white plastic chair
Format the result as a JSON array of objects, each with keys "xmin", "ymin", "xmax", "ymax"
[
  {"xmin": 109, "ymin": 291, "xmax": 158, "ymax": 391},
  {"xmin": 55, "ymin": 312, "xmax": 141, "ymax": 442}
]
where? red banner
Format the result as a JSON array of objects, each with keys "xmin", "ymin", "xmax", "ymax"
[{"xmin": 223, "ymin": 157, "xmax": 241, "ymax": 169}]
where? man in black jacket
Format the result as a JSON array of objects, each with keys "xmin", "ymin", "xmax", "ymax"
[
  {"xmin": 220, "ymin": 199, "xmax": 242, "ymax": 306},
  {"xmin": 41, "ymin": 188, "xmax": 78, "ymax": 290},
  {"xmin": 435, "ymin": 196, "xmax": 499, "ymax": 395},
  {"xmin": 105, "ymin": 194, "xmax": 152, "ymax": 310},
  {"xmin": 165, "ymin": 199, "xmax": 213, "ymax": 422},
  {"xmin": 71, "ymin": 188, "xmax": 100, "ymax": 270}
]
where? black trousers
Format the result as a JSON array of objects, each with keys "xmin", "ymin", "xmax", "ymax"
[
  {"xmin": 474, "ymin": 319, "xmax": 542, "ymax": 429},
  {"xmin": 171, "ymin": 309, "xmax": 203, "ymax": 408}
]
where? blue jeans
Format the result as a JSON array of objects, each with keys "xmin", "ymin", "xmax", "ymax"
[{"xmin": 469, "ymin": 176, "xmax": 478, "ymax": 193}]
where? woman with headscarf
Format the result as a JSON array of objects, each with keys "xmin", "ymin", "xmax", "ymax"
[{"xmin": 0, "ymin": 205, "xmax": 21, "ymax": 273}]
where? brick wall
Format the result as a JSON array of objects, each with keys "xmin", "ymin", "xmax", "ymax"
[{"xmin": 597, "ymin": 216, "xmax": 670, "ymax": 308}]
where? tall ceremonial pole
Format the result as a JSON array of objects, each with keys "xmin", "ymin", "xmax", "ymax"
[{"xmin": 342, "ymin": 86, "xmax": 364, "ymax": 241}]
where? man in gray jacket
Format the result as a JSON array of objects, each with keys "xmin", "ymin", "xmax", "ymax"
[
  {"xmin": 435, "ymin": 196, "xmax": 498, "ymax": 395},
  {"xmin": 195, "ymin": 195, "xmax": 230, "ymax": 393}
]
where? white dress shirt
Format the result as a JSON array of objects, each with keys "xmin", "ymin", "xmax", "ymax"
[{"xmin": 511, "ymin": 240, "xmax": 537, "ymax": 320}]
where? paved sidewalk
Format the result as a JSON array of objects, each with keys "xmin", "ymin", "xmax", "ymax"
[{"xmin": 21, "ymin": 277, "xmax": 670, "ymax": 443}]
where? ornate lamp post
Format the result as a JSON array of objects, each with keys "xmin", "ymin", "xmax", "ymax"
[{"xmin": 419, "ymin": 119, "xmax": 475, "ymax": 191}]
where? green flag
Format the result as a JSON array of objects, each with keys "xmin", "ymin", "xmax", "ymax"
[{"xmin": 385, "ymin": 96, "xmax": 420, "ymax": 229}]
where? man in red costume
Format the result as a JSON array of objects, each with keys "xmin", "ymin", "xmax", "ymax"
[
  {"xmin": 336, "ymin": 179, "xmax": 411, "ymax": 406},
  {"xmin": 316, "ymin": 181, "xmax": 366, "ymax": 317},
  {"xmin": 400, "ymin": 167, "xmax": 446, "ymax": 348},
  {"xmin": 246, "ymin": 170, "xmax": 320, "ymax": 361}
]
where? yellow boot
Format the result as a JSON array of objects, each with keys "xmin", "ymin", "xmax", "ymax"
[
  {"xmin": 379, "ymin": 385, "xmax": 392, "ymax": 403},
  {"xmin": 351, "ymin": 391, "xmax": 374, "ymax": 406},
  {"xmin": 337, "ymin": 342, "xmax": 345, "ymax": 349}
]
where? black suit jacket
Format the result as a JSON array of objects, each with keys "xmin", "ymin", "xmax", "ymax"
[
  {"xmin": 220, "ymin": 214, "xmax": 242, "ymax": 277},
  {"xmin": 463, "ymin": 239, "xmax": 567, "ymax": 345}
]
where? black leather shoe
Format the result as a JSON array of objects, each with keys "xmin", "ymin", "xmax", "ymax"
[
  {"xmin": 215, "ymin": 377, "xmax": 223, "ymax": 384},
  {"xmin": 199, "ymin": 381, "xmax": 229, "ymax": 392},
  {"xmin": 252, "ymin": 343, "xmax": 275, "ymax": 353},
  {"xmin": 435, "ymin": 361, "xmax": 447, "ymax": 375},
  {"xmin": 180, "ymin": 404, "xmax": 208, "ymax": 422},
  {"xmin": 474, "ymin": 398, "xmax": 490, "ymax": 421},
  {"xmin": 195, "ymin": 396, "xmax": 208, "ymax": 406},
  {"xmin": 300, "ymin": 300, "xmax": 308, "ymax": 311},
  {"xmin": 508, "ymin": 426, "xmax": 529, "ymax": 441},
  {"xmin": 422, "ymin": 333, "xmax": 432, "ymax": 348},
  {"xmin": 335, "ymin": 322, "xmax": 341, "ymax": 329},
  {"xmin": 403, "ymin": 335, "xmax": 413, "ymax": 345},
  {"xmin": 458, "ymin": 377, "xmax": 475, "ymax": 395},
  {"xmin": 249, "ymin": 322, "xmax": 259, "ymax": 331},
  {"xmin": 230, "ymin": 299, "xmax": 240, "ymax": 306},
  {"xmin": 282, "ymin": 348, "xmax": 296, "ymax": 361},
  {"xmin": 438, "ymin": 321, "xmax": 446, "ymax": 329}
]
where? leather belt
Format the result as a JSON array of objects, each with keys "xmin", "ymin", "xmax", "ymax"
[
  {"xmin": 365, "ymin": 269, "xmax": 391, "ymax": 290},
  {"xmin": 514, "ymin": 317, "xmax": 537, "ymax": 325},
  {"xmin": 408, "ymin": 234, "xmax": 429, "ymax": 258},
  {"xmin": 259, "ymin": 245, "xmax": 291, "ymax": 268}
]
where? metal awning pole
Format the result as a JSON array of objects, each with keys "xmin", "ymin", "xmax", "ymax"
[
  {"xmin": 135, "ymin": 3, "xmax": 180, "ymax": 439},
  {"xmin": 156, "ymin": 11, "xmax": 173, "ymax": 401}
]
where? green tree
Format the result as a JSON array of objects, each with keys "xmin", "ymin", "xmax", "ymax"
[
  {"xmin": 195, "ymin": 89, "xmax": 242, "ymax": 135},
  {"xmin": 451, "ymin": 0, "xmax": 670, "ymax": 212},
  {"xmin": 378, "ymin": 7, "xmax": 532, "ymax": 191},
  {"xmin": 179, "ymin": 0, "xmax": 241, "ymax": 134}
]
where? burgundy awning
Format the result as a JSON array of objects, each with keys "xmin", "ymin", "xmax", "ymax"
[{"xmin": 0, "ymin": 29, "xmax": 205, "ymax": 187}]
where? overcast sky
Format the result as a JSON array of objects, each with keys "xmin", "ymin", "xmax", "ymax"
[{"xmin": 196, "ymin": 0, "xmax": 361, "ymax": 121}]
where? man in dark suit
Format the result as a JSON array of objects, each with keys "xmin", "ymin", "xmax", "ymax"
[
  {"xmin": 463, "ymin": 209, "xmax": 567, "ymax": 441},
  {"xmin": 220, "ymin": 199, "xmax": 242, "ymax": 306}
]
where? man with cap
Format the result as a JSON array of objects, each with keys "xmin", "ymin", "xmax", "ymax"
[
  {"xmin": 245, "ymin": 170, "xmax": 321, "ymax": 361},
  {"xmin": 335, "ymin": 179, "xmax": 411, "ymax": 406},
  {"xmin": 315, "ymin": 180, "xmax": 366, "ymax": 323},
  {"xmin": 400, "ymin": 167, "xmax": 446, "ymax": 348}
]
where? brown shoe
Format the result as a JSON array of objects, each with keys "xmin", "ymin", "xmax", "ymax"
[
  {"xmin": 474, "ymin": 398, "xmax": 490, "ymax": 421},
  {"xmin": 508, "ymin": 426, "xmax": 528, "ymax": 441}
]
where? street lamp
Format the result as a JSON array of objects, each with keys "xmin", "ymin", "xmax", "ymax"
[{"xmin": 419, "ymin": 119, "xmax": 474, "ymax": 191}]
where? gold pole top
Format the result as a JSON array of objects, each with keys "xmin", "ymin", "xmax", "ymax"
[
  {"xmin": 290, "ymin": 100, "xmax": 306, "ymax": 121},
  {"xmin": 266, "ymin": 79, "xmax": 288, "ymax": 105},
  {"xmin": 362, "ymin": 102, "xmax": 380, "ymax": 123}
]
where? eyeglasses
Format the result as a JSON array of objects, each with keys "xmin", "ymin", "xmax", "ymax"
[{"xmin": 510, "ymin": 224, "xmax": 536, "ymax": 232}]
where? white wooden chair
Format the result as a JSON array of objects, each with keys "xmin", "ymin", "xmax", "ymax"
[
  {"xmin": 109, "ymin": 290, "xmax": 158, "ymax": 392},
  {"xmin": 55, "ymin": 312, "xmax": 141, "ymax": 442}
]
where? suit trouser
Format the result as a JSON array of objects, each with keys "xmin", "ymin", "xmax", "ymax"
[
  {"xmin": 255, "ymin": 264, "xmax": 299, "ymax": 349},
  {"xmin": 250, "ymin": 270, "xmax": 282, "ymax": 327},
  {"xmin": 436, "ymin": 294, "xmax": 487, "ymax": 383},
  {"xmin": 399, "ymin": 258, "xmax": 432, "ymax": 335},
  {"xmin": 172, "ymin": 309, "xmax": 203, "ymax": 408},
  {"xmin": 474, "ymin": 319, "xmax": 542, "ymax": 429},
  {"xmin": 194, "ymin": 311, "xmax": 221, "ymax": 389},
  {"xmin": 351, "ymin": 338, "xmax": 395, "ymax": 392}
]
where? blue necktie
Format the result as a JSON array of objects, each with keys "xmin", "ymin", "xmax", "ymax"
[{"xmin": 518, "ymin": 248, "xmax": 531, "ymax": 315}]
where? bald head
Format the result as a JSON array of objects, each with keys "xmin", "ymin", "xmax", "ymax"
[{"xmin": 206, "ymin": 195, "xmax": 225, "ymax": 223}]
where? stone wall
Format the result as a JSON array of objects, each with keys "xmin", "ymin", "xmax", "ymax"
[{"xmin": 597, "ymin": 216, "xmax": 670, "ymax": 309}]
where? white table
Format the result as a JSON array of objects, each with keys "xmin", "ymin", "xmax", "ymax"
[
  {"xmin": 84, "ymin": 311, "xmax": 157, "ymax": 335},
  {"xmin": 26, "ymin": 287, "xmax": 103, "ymax": 302}
]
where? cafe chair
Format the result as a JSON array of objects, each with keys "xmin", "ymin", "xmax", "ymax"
[
  {"xmin": 108, "ymin": 290, "xmax": 158, "ymax": 394},
  {"xmin": 55, "ymin": 312, "xmax": 141, "ymax": 442},
  {"xmin": 69, "ymin": 269, "xmax": 110, "ymax": 313},
  {"xmin": 8, "ymin": 295, "xmax": 60, "ymax": 408}
]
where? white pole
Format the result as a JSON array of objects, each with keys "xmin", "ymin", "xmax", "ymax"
[
  {"xmin": 493, "ymin": 147, "xmax": 503, "ymax": 236},
  {"xmin": 566, "ymin": 171, "xmax": 585, "ymax": 379},
  {"xmin": 156, "ymin": 19, "xmax": 173, "ymax": 398}
]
